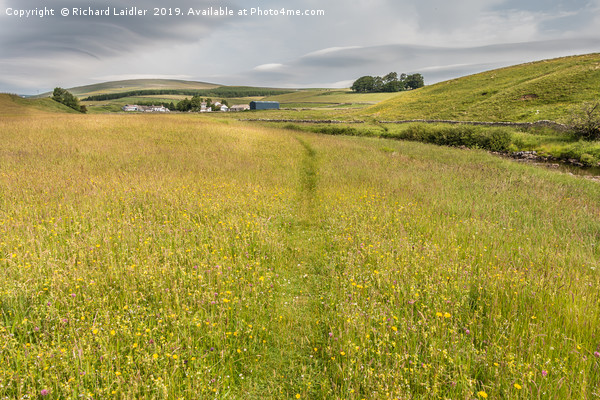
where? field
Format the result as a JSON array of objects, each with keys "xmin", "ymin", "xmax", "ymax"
[
  {"xmin": 263, "ymin": 90, "xmax": 401, "ymax": 109},
  {"xmin": 1, "ymin": 109, "xmax": 599, "ymax": 399}
]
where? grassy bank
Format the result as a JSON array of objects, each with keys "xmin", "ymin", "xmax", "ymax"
[
  {"xmin": 277, "ymin": 122, "xmax": 600, "ymax": 167},
  {"xmin": 0, "ymin": 113, "xmax": 599, "ymax": 399}
]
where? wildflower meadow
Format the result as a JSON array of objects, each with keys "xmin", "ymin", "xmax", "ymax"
[{"xmin": 0, "ymin": 113, "xmax": 599, "ymax": 399}]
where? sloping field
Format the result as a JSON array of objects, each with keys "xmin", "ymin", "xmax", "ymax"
[
  {"xmin": 0, "ymin": 93, "xmax": 79, "ymax": 115},
  {"xmin": 366, "ymin": 53, "xmax": 600, "ymax": 122},
  {"xmin": 0, "ymin": 112, "xmax": 599, "ymax": 398}
]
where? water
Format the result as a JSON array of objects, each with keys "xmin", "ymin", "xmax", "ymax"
[{"xmin": 509, "ymin": 156, "xmax": 600, "ymax": 179}]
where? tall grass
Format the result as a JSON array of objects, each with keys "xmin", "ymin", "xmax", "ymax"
[{"xmin": 0, "ymin": 114, "xmax": 599, "ymax": 399}]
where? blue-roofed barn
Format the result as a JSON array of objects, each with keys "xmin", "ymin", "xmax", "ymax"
[{"xmin": 250, "ymin": 101, "xmax": 280, "ymax": 110}]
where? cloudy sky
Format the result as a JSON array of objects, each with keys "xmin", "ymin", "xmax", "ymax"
[{"xmin": 1, "ymin": 0, "xmax": 600, "ymax": 94}]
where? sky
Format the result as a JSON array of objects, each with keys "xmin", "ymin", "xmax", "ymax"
[{"xmin": 1, "ymin": 0, "xmax": 600, "ymax": 94}]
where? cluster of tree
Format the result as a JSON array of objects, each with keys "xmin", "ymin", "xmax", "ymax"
[
  {"xmin": 351, "ymin": 72, "xmax": 424, "ymax": 93},
  {"xmin": 52, "ymin": 87, "xmax": 86, "ymax": 113},
  {"xmin": 83, "ymin": 87, "xmax": 293, "ymax": 102},
  {"xmin": 176, "ymin": 96, "xmax": 229, "ymax": 112}
]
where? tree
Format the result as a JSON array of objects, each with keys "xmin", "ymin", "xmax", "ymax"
[
  {"xmin": 382, "ymin": 72, "xmax": 403, "ymax": 92},
  {"xmin": 190, "ymin": 95, "xmax": 203, "ymax": 111},
  {"xmin": 383, "ymin": 72, "xmax": 398, "ymax": 83},
  {"xmin": 373, "ymin": 76, "xmax": 384, "ymax": 92},
  {"xmin": 351, "ymin": 76, "xmax": 376, "ymax": 93},
  {"xmin": 177, "ymin": 98, "xmax": 192, "ymax": 112},
  {"xmin": 404, "ymin": 73, "xmax": 424, "ymax": 90},
  {"xmin": 569, "ymin": 101, "xmax": 600, "ymax": 140},
  {"xmin": 351, "ymin": 72, "xmax": 423, "ymax": 93},
  {"xmin": 52, "ymin": 87, "xmax": 83, "ymax": 112}
]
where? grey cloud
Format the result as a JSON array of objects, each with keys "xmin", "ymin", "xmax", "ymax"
[
  {"xmin": 1, "ymin": 0, "xmax": 241, "ymax": 58},
  {"xmin": 237, "ymin": 38, "xmax": 600, "ymax": 87},
  {"xmin": 2, "ymin": 0, "xmax": 600, "ymax": 93},
  {"xmin": 493, "ymin": 0, "xmax": 592, "ymax": 13},
  {"xmin": 410, "ymin": 0, "xmax": 504, "ymax": 32}
]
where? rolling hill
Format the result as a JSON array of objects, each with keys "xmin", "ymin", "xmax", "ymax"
[
  {"xmin": 42, "ymin": 79, "xmax": 222, "ymax": 98},
  {"xmin": 364, "ymin": 53, "xmax": 600, "ymax": 122},
  {"xmin": 0, "ymin": 93, "xmax": 80, "ymax": 115}
]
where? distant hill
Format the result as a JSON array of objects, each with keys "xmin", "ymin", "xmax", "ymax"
[
  {"xmin": 0, "ymin": 93, "xmax": 80, "ymax": 115},
  {"xmin": 40, "ymin": 79, "xmax": 222, "ymax": 98},
  {"xmin": 365, "ymin": 53, "xmax": 600, "ymax": 122}
]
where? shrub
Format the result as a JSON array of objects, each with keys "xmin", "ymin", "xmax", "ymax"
[
  {"xmin": 568, "ymin": 102, "xmax": 600, "ymax": 141},
  {"xmin": 396, "ymin": 124, "xmax": 512, "ymax": 152},
  {"xmin": 283, "ymin": 123, "xmax": 304, "ymax": 131},
  {"xmin": 477, "ymin": 128, "xmax": 513, "ymax": 152},
  {"xmin": 580, "ymin": 153, "xmax": 597, "ymax": 167},
  {"xmin": 311, "ymin": 126, "xmax": 359, "ymax": 136}
]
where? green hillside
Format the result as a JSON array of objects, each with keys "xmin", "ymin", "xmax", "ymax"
[
  {"xmin": 366, "ymin": 53, "xmax": 600, "ymax": 122},
  {"xmin": 0, "ymin": 93, "xmax": 80, "ymax": 115}
]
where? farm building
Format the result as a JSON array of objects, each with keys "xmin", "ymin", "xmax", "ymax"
[
  {"xmin": 229, "ymin": 104, "xmax": 250, "ymax": 112},
  {"xmin": 250, "ymin": 101, "xmax": 279, "ymax": 110},
  {"xmin": 122, "ymin": 104, "xmax": 170, "ymax": 113}
]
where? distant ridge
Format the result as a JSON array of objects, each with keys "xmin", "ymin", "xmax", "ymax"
[
  {"xmin": 39, "ymin": 79, "xmax": 222, "ymax": 98},
  {"xmin": 365, "ymin": 53, "xmax": 600, "ymax": 123}
]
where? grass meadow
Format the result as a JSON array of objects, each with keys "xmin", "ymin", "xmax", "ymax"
[{"xmin": 0, "ymin": 113, "xmax": 599, "ymax": 399}]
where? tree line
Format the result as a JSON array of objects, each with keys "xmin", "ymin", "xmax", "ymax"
[
  {"xmin": 175, "ymin": 96, "xmax": 228, "ymax": 112},
  {"xmin": 83, "ymin": 87, "xmax": 294, "ymax": 101},
  {"xmin": 351, "ymin": 72, "xmax": 424, "ymax": 93}
]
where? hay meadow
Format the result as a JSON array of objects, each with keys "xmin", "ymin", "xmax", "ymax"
[{"xmin": 1, "ymin": 112, "xmax": 599, "ymax": 399}]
